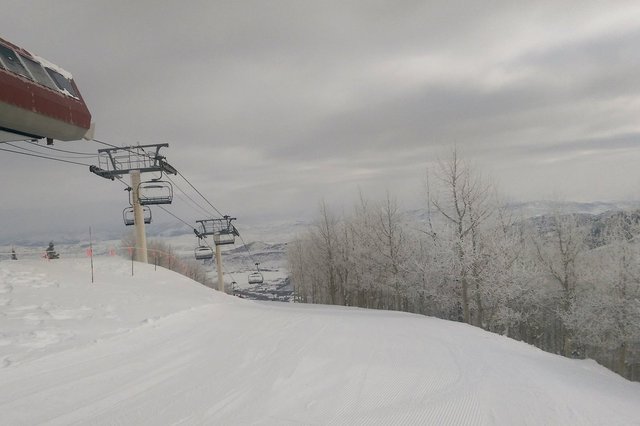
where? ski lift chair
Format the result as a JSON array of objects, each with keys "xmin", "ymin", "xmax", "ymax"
[
  {"xmin": 248, "ymin": 272, "xmax": 264, "ymax": 284},
  {"xmin": 248, "ymin": 262, "xmax": 264, "ymax": 284},
  {"xmin": 211, "ymin": 218, "xmax": 239, "ymax": 246},
  {"xmin": 138, "ymin": 181, "xmax": 173, "ymax": 205},
  {"xmin": 213, "ymin": 230, "xmax": 236, "ymax": 246},
  {"xmin": 195, "ymin": 245, "xmax": 214, "ymax": 260},
  {"xmin": 123, "ymin": 206, "xmax": 152, "ymax": 226}
]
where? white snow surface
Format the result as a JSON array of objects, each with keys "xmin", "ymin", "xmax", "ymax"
[{"xmin": 1, "ymin": 258, "xmax": 639, "ymax": 425}]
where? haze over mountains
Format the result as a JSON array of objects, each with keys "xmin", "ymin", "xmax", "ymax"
[{"xmin": 4, "ymin": 200, "xmax": 640, "ymax": 246}]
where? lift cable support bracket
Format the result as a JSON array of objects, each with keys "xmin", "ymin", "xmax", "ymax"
[
  {"xmin": 196, "ymin": 216, "xmax": 239, "ymax": 246},
  {"xmin": 89, "ymin": 143, "xmax": 177, "ymax": 179}
]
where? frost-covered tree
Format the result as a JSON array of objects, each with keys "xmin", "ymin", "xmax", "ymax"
[
  {"xmin": 531, "ymin": 212, "xmax": 587, "ymax": 356},
  {"xmin": 288, "ymin": 237, "xmax": 311, "ymax": 302},
  {"xmin": 347, "ymin": 193, "xmax": 379, "ymax": 307},
  {"xmin": 288, "ymin": 201, "xmax": 345, "ymax": 305},
  {"xmin": 429, "ymin": 149, "xmax": 493, "ymax": 325},
  {"xmin": 290, "ymin": 194, "xmax": 416, "ymax": 311},
  {"xmin": 476, "ymin": 204, "xmax": 530, "ymax": 333},
  {"xmin": 312, "ymin": 201, "xmax": 341, "ymax": 304},
  {"xmin": 565, "ymin": 213, "xmax": 640, "ymax": 374},
  {"xmin": 374, "ymin": 193, "xmax": 410, "ymax": 310}
]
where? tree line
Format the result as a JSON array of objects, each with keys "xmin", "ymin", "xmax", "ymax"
[
  {"xmin": 288, "ymin": 150, "xmax": 640, "ymax": 380},
  {"xmin": 121, "ymin": 234, "xmax": 211, "ymax": 287}
]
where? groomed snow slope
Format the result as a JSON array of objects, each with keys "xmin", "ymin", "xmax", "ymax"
[{"xmin": 1, "ymin": 259, "xmax": 639, "ymax": 425}]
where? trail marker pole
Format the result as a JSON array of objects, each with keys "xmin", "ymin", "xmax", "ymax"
[{"xmin": 89, "ymin": 227, "xmax": 94, "ymax": 283}]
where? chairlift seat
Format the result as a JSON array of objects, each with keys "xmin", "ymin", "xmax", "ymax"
[
  {"xmin": 123, "ymin": 206, "xmax": 152, "ymax": 226},
  {"xmin": 248, "ymin": 272, "xmax": 264, "ymax": 284},
  {"xmin": 194, "ymin": 246, "xmax": 214, "ymax": 260},
  {"xmin": 123, "ymin": 208, "xmax": 135, "ymax": 226},
  {"xmin": 138, "ymin": 181, "xmax": 173, "ymax": 205},
  {"xmin": 213, "ymin": 231, "xmax": 236, "ymax": 245}
]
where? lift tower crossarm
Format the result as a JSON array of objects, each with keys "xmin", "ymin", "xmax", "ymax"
[
  {"xmin": 89, "ymin": 165, "xmax": 116, "ymax": 180},
  {"xmin": 90, "ymin": 143, "xmax": 177, "ymax": 178}
]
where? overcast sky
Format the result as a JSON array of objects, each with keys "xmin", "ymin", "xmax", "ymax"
[{"xmin": 2, "ymin": 1, "xmax": 640, "ymax": 241}]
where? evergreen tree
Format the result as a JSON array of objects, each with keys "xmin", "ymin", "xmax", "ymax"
[{"xmin": 46, "ymin": 241, "xmax": 60, "ymax": 259}]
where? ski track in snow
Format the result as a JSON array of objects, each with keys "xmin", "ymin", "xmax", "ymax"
[
  {"xmin": 321, "ymin": 319, "xmax": 483, "ymax": 426},
  {"xmin": 0, "ymin": 259, "xmax": 639, "ymax": 425}
]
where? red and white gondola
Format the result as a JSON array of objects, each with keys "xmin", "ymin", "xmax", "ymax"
[{"xmin": 0, "ymin": 37, "xmax": 93, "ymax": 143}]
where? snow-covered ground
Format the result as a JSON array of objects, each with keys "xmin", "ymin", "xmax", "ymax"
[
  {"xmin": 1, "ymin": 235, "xmax": 292, "ymax": 300},
  {"xmin": 1, "ymin": 258, "xmax": 639, "ymax": 425}
]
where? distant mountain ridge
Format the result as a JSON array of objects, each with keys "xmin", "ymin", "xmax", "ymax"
[
  {"xmin": 5, "ymin": 200, "xmax": 640, "ymax": 246},
  {"xmin": 405, "ymin": 200, "xmax": 640, "ymax": 224},
  {"xmin": 507, "ymin": 200, "xmax": 640, "ymax": 218}
]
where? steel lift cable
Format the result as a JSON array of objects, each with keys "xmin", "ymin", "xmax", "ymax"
[
  {"xmin": 165, "ymin": 175, "xmax": 214, "ymax": 218},
  {"xmin": 0, "ymin": 146, "xmax": 93, "ymax": 167},
  {"xmin": 25, "ymin": 140, "xmax": 98, "ymax": 157},
  {"xmin": 6, "ymin": 142, "xmax": 97, "ymax": 160},
  {"xmin": 176, "ymin": 170, "xmax": 224, "ymax": 218}
]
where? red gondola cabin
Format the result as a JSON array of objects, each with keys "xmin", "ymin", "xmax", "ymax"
[{"xmin": 0, "ymin": 37, "xmax": 93, "ymax": 143}]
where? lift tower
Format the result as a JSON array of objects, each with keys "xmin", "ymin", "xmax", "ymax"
[
  {"xmin": 196, "ymin": 216, "xmax": 239, "ymax": 292},
  {"xmin": 90, "ymin": 144, "xmax": 177, "ymax": 263}
]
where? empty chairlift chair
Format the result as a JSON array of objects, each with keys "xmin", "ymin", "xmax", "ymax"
[
  {"xmin": 248, "ymin": 263, "xmax": 264, "ymax": 284},
  {"xmin": 122, "ymin": 206, "xmax": 152, "ymax": 226},
  {"xmin": 213, "ymin": 225, "xmax": 239, "ymax": 246},
  {"xmin": 137, "ymin": 181, "xmax": 173, "ymax": 205},
  {"xmin": 194, "ymin": 245, "xmax": 214, "ymax": 261}
]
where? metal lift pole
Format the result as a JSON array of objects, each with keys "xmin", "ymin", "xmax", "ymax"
[
  {"xmin": 215, "ymin": 244, "xmax": 224, "ymax": 292},
  {"xmin": 196, "ymin": 218, "xmax": 236, "ymax": 294},
  {"xmin": 131, "ymin": 170, "xmax": 148, "ymax": 263}
]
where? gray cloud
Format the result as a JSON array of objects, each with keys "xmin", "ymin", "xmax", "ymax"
[{"xmin": 2, "ymin": 1, "xmax": 640, "ymax": 241}]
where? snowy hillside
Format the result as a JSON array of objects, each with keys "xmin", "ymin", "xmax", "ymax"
[
  {"xmin": 1, "ymin": 236, "xmax": 292, "ymax": 301},
  {"xmin": 1, "ymin": 258, "xmax": 639, "ymax": 425},
  {"xmin": 123, "ymin": 234, "xmax": 291, "ymax": 299}
]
